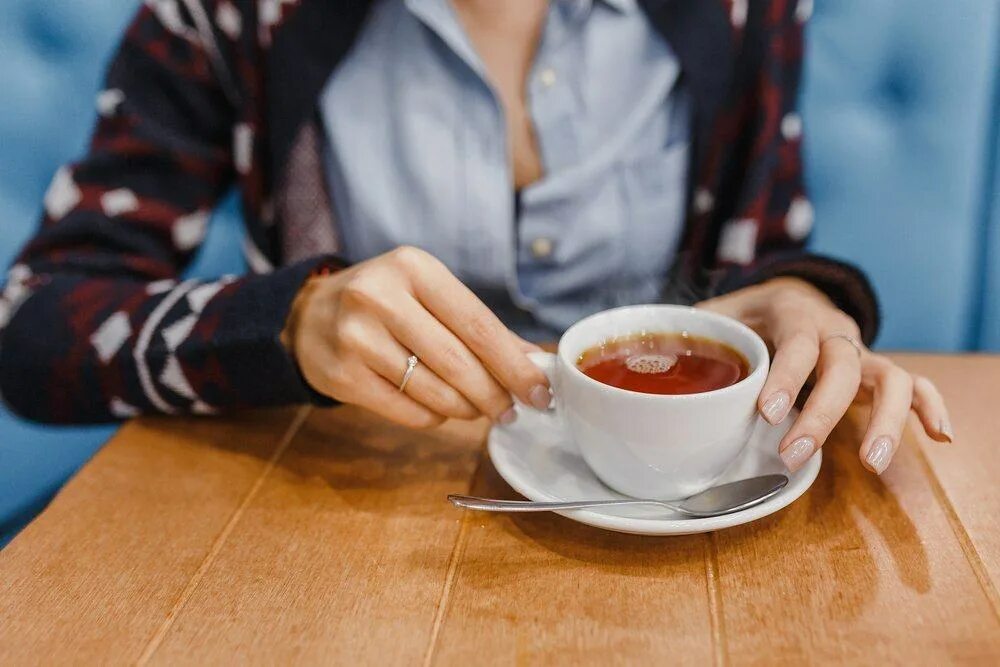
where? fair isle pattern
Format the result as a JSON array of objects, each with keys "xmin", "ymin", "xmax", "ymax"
[
  {"xmin": 215, "ymin": 0, "xmax": 242, "ymax": 39},
  {"xmin": 96, "ymin": 89, "xmax": 126, "ymax": 118},
  {"xmin": 729, "ymin": 0, "xmax": 748, "ymax": 28},
  {"xmin": 785, "ymin": 197, "xmax": 814, "ymax": 241},
  {"xmin": 145, "ymin": 0, "xmax": 201, "ymax": 44},
  {"xmin": 43, "ymin": 167, "xmax": 81, "ymax": 221},
  {"xmin": 173, "ymin": 210, "xmax": 211, "ymax": 251},
  {"xmin": 258, "ymin": 0, "xmax": 300, "ymax": 46},
  {"xmin": 100, "ymin": 189, "xmax": 140, "ymax": 217},
  {"xmin": 717, "ymin": 219, "xmax": 758, "ymax": 265},
  {"xmin": 158, "ymin": 298, "xmax": 207, "ymax": 408},
  {"xmin": 90, "ymin": 311, "xmax": 133, "ymax": 364},
  {"xmin": 0, "ymin": 0, "xmax": 332, "ymax": 423},
  {"xmin": 795, "ymin": 0, "xmax": 814, "ymax": 22},
  {"xmin": 0, "ymin": 0, "xmax": 877, "ymax": 423},
  {"xmin": 0, "ymin": 265, "xmax": 33, "ymax": 330}
]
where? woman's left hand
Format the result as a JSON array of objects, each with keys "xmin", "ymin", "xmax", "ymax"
[{"xmin": 697, "ymin": 278, "xmax": 953, "ymax": 475}]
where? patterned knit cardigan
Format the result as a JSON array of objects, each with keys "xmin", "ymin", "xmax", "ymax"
[{"xmin": 0, "ymin": 0, "xmax": 878, "ymax": 423}]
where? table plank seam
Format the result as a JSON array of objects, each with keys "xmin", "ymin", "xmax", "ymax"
[
  {"xmin": 915, "ymin": 441, "xmax": 1000, "ymax": 623},
  {"xmin": 133, "ymin": 405, "xmax": 313, "ymax": 665},
  {"xmin": 420, "ymin": 445, "xmax": 484, "ymax": 667},
  {"xmin": 706, "ymin": 531, "xmax": 730, "ymax": 667}
]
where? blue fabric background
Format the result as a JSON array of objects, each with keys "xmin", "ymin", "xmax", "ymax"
[
  {"xmin": 803, "ymin": 0, "xmax": 1000, "ymax": 350},
  {"xmin": 0, "ymin": 0, "xmax": 997, "ymax": 546},
  {"xmin": 0, "ymin": 0, "xmax": 245, "ymax": 546}
]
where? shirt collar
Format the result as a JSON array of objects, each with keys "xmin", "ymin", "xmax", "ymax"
[
  {"xmin": 597, "ymin": 0, "xmax": 635, "ymax": 13},
  {"xmin": 561, "ymin": 0, "xmax": 635, "ymax": 14},
  {"xmin": 554, "ymin": 0, "xmax": 634, "ymax": 26}
]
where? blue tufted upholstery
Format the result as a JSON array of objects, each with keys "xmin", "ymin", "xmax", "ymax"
[
  {"xmin": 0, "ymin": 1, "xmax": 997, "ymax": 545},
  {"xmin": 0, "ymin": 1, "xmax": 245, "ymax": 546},
  {"xmin": 979, "ymin": 129, "xmax": 1000, "ymax": 349},
  {"xmin": 803, "ymin": 0, "xmax": 1000, "ymax": 350}
]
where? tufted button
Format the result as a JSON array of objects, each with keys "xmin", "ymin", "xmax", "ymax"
[
  {"xmin": 529, "ymin": 237, "xmax": 555, "ymax": 260},
  {"xmin": 538, "ymin": 68, "xmax": 557, "ymax": 88}
]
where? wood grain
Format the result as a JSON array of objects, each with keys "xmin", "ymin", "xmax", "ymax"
[
  {"xmin": 143, "ymin": 407, "xmax": 485, "ymax": 665},
  {"xmin": 0, "ymin": 408, "xmax": 305, "ymax": 664},
  {"xmin": 892, "ymin": 354, "xmax": 1000, "ymax": 617},
  {"xmin": 713, "ymin": 406, "xmax": 1000, "ymax": 665},
  {"xmin": 428, "ymin": 457, "xmax": 717, "ymax": 666},
  {"xmin": 1, "ymin": 355, "xmax": 999, "ymax": 665}
]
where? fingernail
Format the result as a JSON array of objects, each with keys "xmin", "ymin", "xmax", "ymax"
[
  {"xmin": 497, "ymin": 407, "xmax": 518, "ymax": 425},
  {"xmin": 938, "ymin": 418, "xmax": 954, "ymax": 443},
  {"xmin": 529, "ymin": 384, "xmax": 552, "ymax": 410},
  {"xmin": 761, "ymin": 390, "xmax": 791, "ymax": 424},
  {"xmin": 865, "ymin": 435, "xmax": 894, "ymax": 474},
  {"xmin": 780, "ymin": 436, "xmax": 815, "ymax": 472}
]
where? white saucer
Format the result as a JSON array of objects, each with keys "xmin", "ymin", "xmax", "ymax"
[{"xmin": 487, "ymin": 407, "xmax": 819, "ymax": 535}]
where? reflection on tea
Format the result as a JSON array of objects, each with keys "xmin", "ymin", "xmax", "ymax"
[{"xmin": 576, "ymin": 331, "xmax": 748, "ymax": 395}]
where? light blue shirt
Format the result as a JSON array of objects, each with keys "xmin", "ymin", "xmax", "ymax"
[{"xmin": 320, "ymin": 0, "xmax": 691, "ymax": 339}]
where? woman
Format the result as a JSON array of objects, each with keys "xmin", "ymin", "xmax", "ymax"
[{"xmin": 0, "ymin": 0, "xmax": 951, "ymax": 476}]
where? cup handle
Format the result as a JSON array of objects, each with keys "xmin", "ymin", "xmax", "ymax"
[{"xmin": 526, "ymin": 351, "xmax": 558, "ymax": 412}]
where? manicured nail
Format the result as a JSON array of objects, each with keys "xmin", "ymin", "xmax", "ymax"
[
  {"xmin": 938, "ymin": 418, "xmax": 954, "ymax": 443},
  {"xmin": 865, "ymin": 435, "xmax": 894, "ymax": 474},
  {"xmin": 780, "ymin": 436, "xmax": 815, "ymax": 472},
  {"xmin": 761, "ymin": 390, "xmax": 791, "ymax": 424},
  {"xmin": 498, "ymin": 407, "xmax": 518, "ymax": 425},
  {"xmin": 529, "ymin": 384, "xmax": 552, "ymax": 410}
]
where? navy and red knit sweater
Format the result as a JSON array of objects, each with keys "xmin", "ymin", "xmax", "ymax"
[{"xmin": 0, "ymin": 0, "xmax": 877, "ymax": 423}]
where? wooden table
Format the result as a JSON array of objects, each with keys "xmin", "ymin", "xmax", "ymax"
[{"xmin": 1, "ymin": 354, "xmax": 998, "ymax": 665}]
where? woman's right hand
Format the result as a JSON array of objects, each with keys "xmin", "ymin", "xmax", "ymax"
[{"xmin": 282, "ymin": 246, "xmax": 552, "ymax": 429}]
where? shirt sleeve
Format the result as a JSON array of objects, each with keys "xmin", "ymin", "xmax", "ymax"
[
  {"xmin": 707, "ymin": 1, "xmax": 880, "ymax": 345},
  {"xmin": 0, "ymin": 3, "xmax": 337, "ymax": 424}
]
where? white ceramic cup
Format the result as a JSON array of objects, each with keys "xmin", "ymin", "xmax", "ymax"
[{"xmin": 529, "ymin": 304, "xmax": 770, "ymax": 500}]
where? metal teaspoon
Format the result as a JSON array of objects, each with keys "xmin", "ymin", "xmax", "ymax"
[{"xmin": 448, "ymin": 474, "xmax": 788, "ymax": 518}]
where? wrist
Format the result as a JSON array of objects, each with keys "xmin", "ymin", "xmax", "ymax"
[{"xmin": 280, "ymin": 263, "xmax": 339, "ymax": 357}]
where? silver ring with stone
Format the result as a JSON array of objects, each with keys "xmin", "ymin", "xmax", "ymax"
[
  {"xmin": 399, "ymin": 355, "xmax": 419, "ymax": 392},
  {"xmin": 822, "ymin": 333, "xmax": 863, "ymax": 358}
]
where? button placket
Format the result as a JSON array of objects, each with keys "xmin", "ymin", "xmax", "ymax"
[{"xmin": 538, "ymin": 67, "xmax": 558, "ymax": 88}]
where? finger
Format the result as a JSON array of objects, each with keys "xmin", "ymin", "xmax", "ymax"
[
  {"xmin": 911, "ymin": 375, "xmax": 954, "ymax": 443},
  {"xmin": 513, "ymin": 333, "xmax": 544, "ymax": 354},
  {"xmin": 412, "ymin": 260, "xmax": 550, "ymax": 408},
  {"xmin": 355, "ymin": 325, "xmax": 482, "ymax": 421},
  {"xmin": 858, "ymin": 362, "xmax": 913, "ymax": 474},
  {"xmin": 778, "ymin": 337, "xmax": 862, "ymax": 472},
  {"xmin": 758, "ymin": 329, "xmax": 819, "ymax": 425},
  {"xmin": 380, "ymin": 294, "xmax": 518, "ymax": 422},
  {"xmin": 347, "ymin": 366, "xmax": 447, "ymax": 430}
]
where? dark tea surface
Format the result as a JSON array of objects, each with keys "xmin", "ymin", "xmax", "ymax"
[{"xmin": 576, "ymin": 332, "xmax": 749, "ymax": 395}]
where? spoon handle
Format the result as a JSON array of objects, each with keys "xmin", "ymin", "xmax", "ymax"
[{"xmin": 447, "ymin": 495, "xmax": 684, "ymax": 513}]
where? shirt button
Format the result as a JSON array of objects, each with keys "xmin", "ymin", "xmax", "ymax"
[
  {"xmin": 538, "ymin": 68, "xmax": 557, "ymax": 88},
  {"xmin": 530, "ymin": 237, "xmax": 554, "ymax": 259}
]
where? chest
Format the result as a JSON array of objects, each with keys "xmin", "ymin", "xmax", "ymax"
[
  {"xmin": 316, "ymin": 0, "xmax": 691, "ymax": 307},
  {"xmin": 451, "ymin": 0, "xmax": 548, "ymax": 189}
]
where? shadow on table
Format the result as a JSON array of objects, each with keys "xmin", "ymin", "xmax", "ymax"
[
  {"xmin": 472, "ymin": 452, "xmax": 710, "ymax": 571},
  {"xmin": 177, "ymin": 402, "xmax": 929, "ymax": 618},
  {"xmin": 474, "ymin": 409, "xmax": 930, "ymax": 613},
  {"xmin": 261, "ymin": 406, "xmax": 486, "ymax": 516}
]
